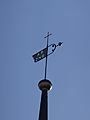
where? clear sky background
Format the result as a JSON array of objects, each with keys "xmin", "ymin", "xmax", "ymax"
[{"xmin": 0, "ymin": 0, "xmax": 90, "ymax": 120}]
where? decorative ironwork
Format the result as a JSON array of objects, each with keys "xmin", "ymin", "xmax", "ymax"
[
  {"xmin": 32, "ymin": 42, "xmax": 63, "ymax": 62},
  {"xmin": 32, "ymin": 32, "xmax": 63, "ymax": 79},
  {"xmin": 32, "ymin": 48, "xmax": 47, "ymax": 62},
  {"xmin": 47, "ymin": 42, "xmax": 63, "ymax": 56}
]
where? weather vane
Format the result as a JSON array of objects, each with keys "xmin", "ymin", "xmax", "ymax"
[{"xmin": 32, "ymin": 32, "xmax": 63, "ymax": 79}]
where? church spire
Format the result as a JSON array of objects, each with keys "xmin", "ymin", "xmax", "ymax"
[{"xmin": 32, "ymin": 32, "xmax": 63, "ymax": 120}]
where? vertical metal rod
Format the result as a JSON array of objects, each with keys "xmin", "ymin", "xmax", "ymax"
[{"xmin": 44, "ymin": 32, "xmax": 49, "ymax": 80}]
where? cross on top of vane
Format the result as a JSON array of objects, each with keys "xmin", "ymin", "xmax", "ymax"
[
  {"xmin": 44, "ymin": 32, "xmax": 52, "ymax": 38},
  {"xmin": 32, "ymin": 32, "xmax": 63, "ymax": 79}
]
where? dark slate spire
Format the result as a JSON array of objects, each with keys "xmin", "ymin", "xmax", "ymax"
[{"xmin": 38, "ymin": 79, "xmax": 52, "ymax": 120}]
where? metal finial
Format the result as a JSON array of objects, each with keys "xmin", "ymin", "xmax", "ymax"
[{"xmin": 32, "ymin": 32, "xmax": 63, "ymax": 80}]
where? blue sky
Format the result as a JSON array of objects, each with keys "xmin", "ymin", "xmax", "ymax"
[{"xmin": 0, "ymin": 0, "xmax": 90, "ymax": 120}]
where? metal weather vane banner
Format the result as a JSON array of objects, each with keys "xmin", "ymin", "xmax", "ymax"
[
  {"xmin": 32, "ymin": 47, "xmax": 48, "ymax": 62},
  {"xmin": 32, "ymin": 32, "xmax": 63, "ymax": 62}
]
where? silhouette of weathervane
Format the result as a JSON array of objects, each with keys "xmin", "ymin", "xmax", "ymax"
[
  {"xmin": 32, "ymin": 32, "xmax": 63, "ymax": 120},
  {"xmin": 32, "ymin": 32, "xmax": 63, "ymax": 79}
]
